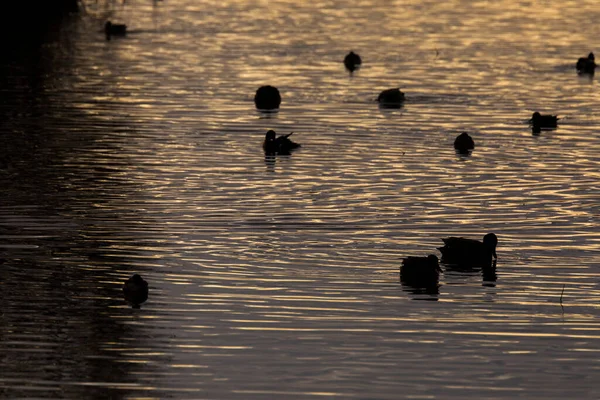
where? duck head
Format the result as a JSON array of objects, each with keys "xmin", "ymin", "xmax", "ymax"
[
  {"xmin": 483, "ymin": 233, "xmax": 498, "ymax": 259},
  {"xmin": 265, "ymin": 130, "xmax": 276, "ymax": 143},
  {"xmin": 130, "ymin": 274, "xmax": 146, "ymax": 285},
  {"xmin": 589, "ymin": 52, "xmax": 595, "ymax": 61}
]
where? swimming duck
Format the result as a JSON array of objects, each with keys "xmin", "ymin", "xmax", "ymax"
[
  {"xmin": 438, "ymin": 233, "xmax": 498, "ymax": 266},
  {"xmin": 377, "ymin": 88, "xmax": 405, "ymax": 108},
  {"xmin": 123, "ymin": 274, "xmax": 148, "ymax": 306},
  {"xmin": 454, "ymin": 132, "xmax": 475, "ymax": 154},
  {"xmin": 401, "ymin": 254, "xmax": 442, "ymax": 288},
  {"xmin": 263, "ymin": 130, "xmax": 301, "ymax": 155},
  {"xmin": 105, "ymin": 21, "xmax": 127, "ymax": 40},
  {"xmin": 576, "ymin": 52, "xmax": 596, "ymax": 74},
  {"xmin": 529, "ymin": 112, "xmax": 558, "ymax": 130},
  {"xmin": 344, "ymin": 51, "xmax": 362, "ymax": 73},
  {"xmin": 254, "ymin": 85, "xmax": 281, "ymax": 110}
]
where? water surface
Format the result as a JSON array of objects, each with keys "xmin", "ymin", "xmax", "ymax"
[{"xmin": 1, "ymin": 0, "xmax": 599, "ymax": 399}]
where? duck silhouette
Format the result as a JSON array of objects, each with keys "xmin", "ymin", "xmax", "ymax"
[
  {"xmin": 438, "ymin": 233, "xmax": 497, "ymax": 266},
  {"xmin": 377, "ymin": 88, "xmax": 405, "ymax": 108},
  {"xmin": 576, "ymin": 52, "xmax": 596, "ymax": 75},
  {"xmin": 105, "ymin": 21, "xmax": 127, "ymax": 40},
  {"xmin": 123, "ymin": 274, "xmax": 148, "ymax": 307},
  {"xmin": 344, "ymin": 51, "xmax": 362, "ymax": 73},
  {"xmin": 263, "ymin": 130, "xmax": 301, "ymax": 155},
  {"xmin": 529, "ymin": 112, "xmax": 558, "ymax": 133},
  {"xmin": 254, "ymin": 86, "xmax": 281, "ymax": 110},
  {"xmin": 400, "ymin": 254, "xmax": 442, "ymax": 289},
  {"xmin": 454, "ymin": 132, "xmax": 475, "ymax": 154}
]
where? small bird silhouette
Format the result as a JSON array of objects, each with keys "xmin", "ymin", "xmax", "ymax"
[
  {"xmin": 105, "ymin": 21, "xmax": 127, "ymax": 40},
  {"xmin": 576, "ymin": 52, "xmax": 596, "ymax": 75},
  {"xmin": 400, "ymin": 254, "xmax": 442, "ymax": 288},
  {"xmin": 529, "ymin": 112, "xmax": 558, "ymax": 132},
  {"xmin": 377, "ymin": 88, "xmax": 405, "ymax": 108},
  {"xmin": 254, "ymin": 86, "xmax": 281, "ymax": 110},
  {"xmin": 438, "ymin": 233, "xmax": 498, "ymax": 266},
  {"xmin": 263, "ymin": 130, "xmax": 301, "ymax": 155},
  {"xmin": 123, "ymin": 274, "xmax": 148, "ymax": 307},
  {"xmin": 344, "ymin": 51, "xmax": 362, "ymax": 73},
  {"xmin": 454, "ymin": 132, "xmax": 475, "ymax": 154}
]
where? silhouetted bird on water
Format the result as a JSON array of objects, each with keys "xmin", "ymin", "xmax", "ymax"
[
  {"xmin": 576, "ymin": 52, "xmax": 596, "ymax": 75},
  {"xmin": 377, "ymin": 88, "xmax": 405, "ymax": 108},
  {"xmin": 344, "ymin": 51, "xmax": 362, "ymax": 73},
  {"xmin": 438, "ymin": 233, "xmax": 498, "ymax": 266},
  {"xmin": 123, "ymin": 274, "xmax": 148, "ymax": 307},
  {"xmin": 454, "ymin": 132, "xmax": 475, "ymax": 154},
  {"xmin": 263, "ymin": 130, "xmax": 301, "ymax": 155},
  {"xmin": 254, "ymin": 85, "xmax": 281, "ymax": 110},
  {"xmin": 529, "ymin": 112, "xmax": 558, "ymax": 134},
  {"xmin": 105, "ymin": 21, "xmax": 127, "ymax": 40},
  {"xmin": 401, "ymin": 254, "xmax": 442, "ymax": 289}
]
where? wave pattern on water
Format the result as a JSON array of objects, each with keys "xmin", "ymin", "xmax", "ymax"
[{"xmin": 1, "ymin": 0, "xmax": 600, "ymax": 399}]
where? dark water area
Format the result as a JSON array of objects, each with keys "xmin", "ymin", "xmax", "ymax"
[{"xmin": 1, "ymin": 0, "xmax": 599, "ymax": 399}]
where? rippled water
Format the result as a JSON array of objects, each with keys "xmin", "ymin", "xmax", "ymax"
[{"xmin": 1, "ymin": 0, "xmax": 600, "ymax": 398}]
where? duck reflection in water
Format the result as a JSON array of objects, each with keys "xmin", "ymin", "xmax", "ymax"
[
  {"xmin": 438, "ymin": 233, "xmax": 498, "ymax": 286},
  {"xmin": 400, "ymin": 254, "xmax": 442, "ymax": 299},
  {"xmin": 123, "ymin": 274, "xmax": 148, "ymax": 308}
]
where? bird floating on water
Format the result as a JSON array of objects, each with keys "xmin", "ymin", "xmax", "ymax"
[
  {"xmin": 344, "ymin": 51, "xmax": 362, "ymax": 73},
  {"xmin": 529, "ymin": 112, "xmax": 558, "ymax": 132},
  {"xmin": 401, "ymin": 254, "xmax": 442, "ymax": 288},
  {"xmin": 105, "ymin": 21, "xmax": 127, "ymax": 40},
  {"xmin": 263, "ymin": 130, "xmax": 301, "ymax": 155},
  {"xmin": 454, "ymin": 132, "xmax": 475, "ymax": 154},
  {"xmin": 377, "ymin": 88, "xmax": 405, "ymax": 108},
  {"xmin": 438, "ymin": 233, "xmax": 498, "ymax": 266},
  {"xmin": 123, "ymin": 274, "xmax": 148, "ymax": 307},
  {"xmin": 254, "ymin": 85, "xmax": 281, "ymax": 110},
  {"xmin": 576, "ymin": 52, "xmax": 596, "ymax": 75}
]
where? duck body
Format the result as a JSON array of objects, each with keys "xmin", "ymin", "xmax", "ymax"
[
  {"xmin": 438, "ymin": 233, "xmax": 497, "ymax": 266},
  {"xmin": 530, "ymin": 112, "xmax": 558, "ymax": 130},
  {"xmin": 254, "ymin": 85, "xmax": 281, "ymax": 110},
  {"xmin": 263, "ymin": 130, "xmax": 301, "ymax": 155},
  {"xmin": 377, "ymin": 88, "xmax": 405, "ymax": 108},
  {"xmin": 123, "ymin": 274, "xmax": 148, "ymax": 305},
  {"xmin": 400, "ymin": 254, "xmax": 441, "ymax": 288},
  {"xmin": 344, "ymin": 51, "xmax": 362, "ymax": 72},
  {"xmin": 105, "ymin": 21, "xmax": 127, "ymax": 40},
  {"xmin": 454, "ymin": 132, "xmax": 475, "ymax": 154},
  {"xmin": 576, "ymin": 52, "xmax": 596, "ymax": 74}
]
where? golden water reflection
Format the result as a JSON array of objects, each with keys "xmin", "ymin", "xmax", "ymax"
[{"xmin": 1, "ymin": 0, "xmax": 600, "ymax": 399}]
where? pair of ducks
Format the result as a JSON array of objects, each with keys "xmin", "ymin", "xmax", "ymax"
[
  {"xmin": 346, "ymin": 50, "xmax": 596, "ymax": 75},
  {"xmin": 254, "ymin": 84, "xmax": 406, "ymax": 110},
  {"xmin": 401, "ymin": 233, "xmax": 498, "ymax": 288},
  {"xmin": 455, "ymin": 111, "xmax": 560, "ymax": 154}
]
